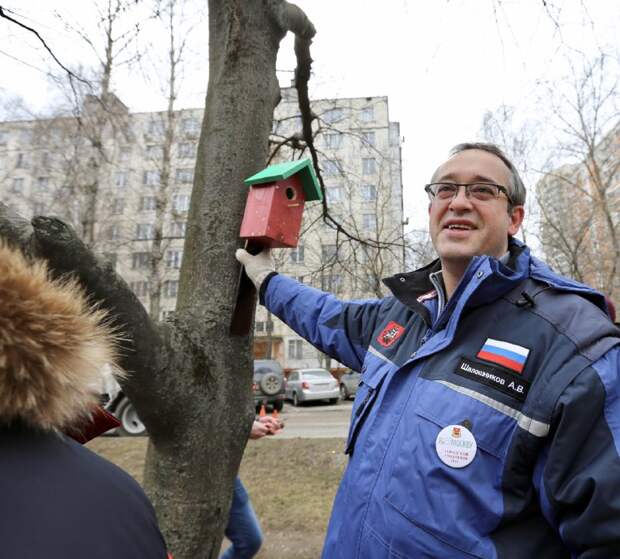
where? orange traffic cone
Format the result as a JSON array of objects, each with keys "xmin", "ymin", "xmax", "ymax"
[
  {"xmin": 259, "ymin": 404, "xmax": 266, "ymax": 417},
  {"xmin": 271, "ymin": 408, "xmax": 279, "ymax": 419}
]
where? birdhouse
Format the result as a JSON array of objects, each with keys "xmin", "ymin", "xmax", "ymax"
[{"xmin": 239, "ymin": 159, "xmax": 322, "ymax": 248}]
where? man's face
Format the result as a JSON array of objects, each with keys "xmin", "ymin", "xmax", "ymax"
[{"xmin": 428, "ymin": 149, "xmax": 524, "ymax": 267}]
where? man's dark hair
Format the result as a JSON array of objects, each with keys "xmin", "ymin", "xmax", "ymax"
[{"xmin": 449, "ymin": 142, "xmax": 526, "ymax": 207}]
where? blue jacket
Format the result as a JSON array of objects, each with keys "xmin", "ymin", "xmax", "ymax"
[{"xmin": 261, "ymin": 242, "xmax": 620, "ymax": 558}]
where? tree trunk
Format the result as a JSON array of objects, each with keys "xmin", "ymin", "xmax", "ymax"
[{"xmin": 143, "ymin": 2, "xmax": 309, "ymax": 557}]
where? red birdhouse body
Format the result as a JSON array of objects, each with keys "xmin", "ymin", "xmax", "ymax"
[{"xmin": 239, "ymin": 175, "xmax": 306, "ymax": 248}]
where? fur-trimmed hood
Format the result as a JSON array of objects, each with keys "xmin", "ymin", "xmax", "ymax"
[{"xmin": 0, "ymin": 243, "xmax": 118, "ymax": 431}]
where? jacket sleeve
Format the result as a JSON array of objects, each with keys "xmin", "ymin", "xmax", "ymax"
[
  {"xmin": 535, "ymin": 345, "xmax": 620, "ymax": 557},
  {"xmin": 260, "ymin": 273, "xmax": 383, "ymax": 372}
]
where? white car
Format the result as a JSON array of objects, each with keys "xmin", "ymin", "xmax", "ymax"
[
  {"xmin": 101, "ymin": 370, "xmax": 146, "ymax": 436},
  {"xmin": 286, "ymin": 368, "xmax": 340, "ymax": 406}
]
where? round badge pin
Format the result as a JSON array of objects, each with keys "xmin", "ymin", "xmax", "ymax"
[{"xmin": 435, "ymin": 424, "xmax": 477, "ymax": 468}]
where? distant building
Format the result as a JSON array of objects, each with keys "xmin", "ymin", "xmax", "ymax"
[
  {"xmin": 536, "ymin": 123, "xmax": 620, "ymax": 300},
  {"xmin": 0, "ymin": 88, "xmax": 404, "ymax": 371}
]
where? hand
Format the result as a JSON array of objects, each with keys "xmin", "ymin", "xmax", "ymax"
[
  {"xmin": 235, "ymin": 248, "xmax": 275, "ymax": 290},
  {"xmin": 249, "ymin": 421, "xmax": 271, "ymax": 439},
  {"xmin": 258, "ymin": 415, "xmax": 284, "ymax": 434}
]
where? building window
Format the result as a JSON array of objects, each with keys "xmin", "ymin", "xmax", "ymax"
[
  {"xmin": 361, "ymin": 184, "xmax": 376, "ymax": 201},
  {"xmin": 255, "ymin": 321, "xmax": 265, "ymax": 333},
  {"xmin": 146, "ymin": 145, "xmax": 164, "ymax": 159},
  {"xmin": 361, "ymin": 276, "xmax": 377, "ymax": 293},
  {"xmin": 291, "ymin": 115, "xmax": 302, "ymax": 131},
  {"xmin": 147, "ymin": 119, "xmax": 165, "ymax": 136},
  {"xmin": 323, "ymin": 159, "xmax": 342, "ymax": 177},
  {"xmin": 288, "ymin": 339, "xmax": 304, "ymax": 360},
  {"xmin": 321, "ymin": 273, "xmax": 343, "ymax": 292},
  {"xmin": 323, "ymin": 108, "xmax": 343, "ymax": 124},
  {"xmin": 170, "ymin": 221, "xmax": 186, "ymax": 238},
  {"xmin": 11, "ymin": 178, "xmax": 24, "ymax": 193},
  {"xmin": 362, "ymin": 213, "xmax": 377, "ymax": 231},
  {"xmin": 20, "ymin": 129, "xmax": 33, "ymax": 143},
  {"xmin": 324, "ymin": 133, "xmax": 343, "ymax": 149},
  {"xmin": 166, "ymin": 249, "xmax": 183, "ymax": 269},
  {"xmin": 176, "ymin": 168, "xmax": 194, "ymax": 184},
  {"xmin": 322, "ymin": 244, "xmax": 338, "ymax": 261},
  {"xmin": 131, "ymin": 252, "xmax": 151, "ymax": 269},
  {"xmin": 32, "ymin": 202, "xmax": 46, "ymax": 215},
  {"xmin": 362, "ymin": 157, "xmax": 376, "ymax": 175},
  {"xmin": 143, "ymin": 170, "xmax": 161, "ymax": 186},
  {"xmin": 182, "ymin": 117, "xmax": 200, "ymax": 135},
  {"xmin": 359, "ymin": 247, "xmax": 369, "ymax": 264},
  {"xmin": 129, "ymin": 281, "xmax": 149, "ymax": 297},
  {"xmin": 290, "ymin": 245, "xmax": 304, "ymax": 264},
  {"xmin": 119, "ymin": 147, "xmax": 131, "ymax": 161},
  {"xmin": 173, "ymin": 194, "xmax": 190, "ymax": 212},
  {"xmin": 326, "ymin": 185, "xmax": 343, "ymax": 203},
  {"xmin": 40, "ymin": 151, "xmax": 51, "ymax": 167},
  {"xmin": 115, "ymin": 171, "xmax": 129, "ymax": 188},
  {"xmin": 178, "ymin": 142, "xmax": 197, "ymax": 158},
  {"xmin": 164, "ymin": 280, "xmax": 179, "ymax": 297},
  {"xmin": 140, "ymin": 196, "xmax": 157, "ymax": 211},
  {"xmin": 0, "ymin": 130, "xmax": 8, "ymax": 144},
  {"xmin": 112, "ymin": 198, "xmax": 125, "ymax": 215},
  {"xmin": 361, "ymin": 130, "xmax": 376, "ymax": 146},
  {"xmin": 16, "ymin": 153, "xmax": 28, "ymax": 169},
  {"xmin": 136, "ymin": 223, "xmax": 154, "ymax": 240},
  {"xmin": 360, "ymin": 106, "xmax": 374, "ymax": 122},
  {"xmin": 103, "ymin": 223, "xmax": 121, "ymax": 241}
]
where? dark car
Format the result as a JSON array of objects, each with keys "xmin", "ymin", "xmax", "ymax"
[
  {"xmin": 253, "ymin": 359, "xmax": 285, "ymax": 412},
  {"xmin": 339, "ymin": 369, "xmax": 361, "ymax": 400}
]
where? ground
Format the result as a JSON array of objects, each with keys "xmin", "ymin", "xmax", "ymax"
[{"xmin": 88, "ymin": 436, "xmax": 347, "ymax": 558}]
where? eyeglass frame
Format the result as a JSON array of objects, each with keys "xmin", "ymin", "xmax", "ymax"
[{"xmin": 424, "ymin": 182, "xmax": 514, "ymax": 207}]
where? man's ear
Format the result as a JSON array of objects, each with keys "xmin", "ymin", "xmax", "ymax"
[{"xmin": 508, "ymin": 206, "xmax": 525, "ymax": 236}]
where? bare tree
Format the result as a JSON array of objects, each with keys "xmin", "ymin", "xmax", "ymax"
[
  {"xmin": 480, "ymin": 103, "xmax": 542, "ymax": 246},
  {"xmin": 138, "ymin": 0, "xmax": 194, "ymax": 320},
  {"xmin": 536, "ymin": 53, "xmax": 620, "ymax": 298}
]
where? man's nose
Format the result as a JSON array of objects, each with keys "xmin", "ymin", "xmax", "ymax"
[{"xmin": 448, "ymin": 185, "xmax": 473, "ymax": 210}]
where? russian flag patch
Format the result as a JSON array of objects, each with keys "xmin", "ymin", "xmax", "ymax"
[{"xmin": 477, "ymin": 338, "xmax": 530, "ymax": 374}]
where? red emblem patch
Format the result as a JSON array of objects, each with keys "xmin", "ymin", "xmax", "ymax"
[{"xmin": 377, "ymin": 321, "xmax": 405, "ymax": 348}]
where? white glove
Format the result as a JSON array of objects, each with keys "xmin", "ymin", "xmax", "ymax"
[{"xmin": 235, "ymin": 248, "xmax": 275, "ymax": 290}]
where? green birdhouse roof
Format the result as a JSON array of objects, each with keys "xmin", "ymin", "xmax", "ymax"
[{"xmin": 244, "ymin": 159, "xmax": 323, "ymax": 201}]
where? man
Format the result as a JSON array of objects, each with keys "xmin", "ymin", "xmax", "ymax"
[
  {"xmin": 0, "ymin": 242, "xmax": 169, "ymax": 558},
  {"xmin": 237, "ymin": 143, "xmax": 620, "ymax": 558},
  {"xmin": 221, "ymin": 415, "xmax": 283, "ymax": 559}
]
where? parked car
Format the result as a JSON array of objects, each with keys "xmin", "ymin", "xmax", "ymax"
[
  {"xmin": 339, "ymin": 369, "xmax": 361, "ymax": 400},
  {"xmin": 104, "ymin": 391, "xmax": 146, "ymax": 436},
  {"xmin": 100, "ymin": 367, "xmax": 146, "ymax": 437},
  {"xmin": 286, "ymin": 368, "xmax": 339, "ymax": 406},
  {"xmin": 253, "ymin": 359, "xmax": 285, "ymax": 412}
]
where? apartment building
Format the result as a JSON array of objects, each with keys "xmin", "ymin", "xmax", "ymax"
[
  {"xmin": 536, "ymin": 123, "xmax": 620, "ymax": 301},
  {"xmin": 0, "ymin": 88, "xmax": 404, "ymax": 371}
]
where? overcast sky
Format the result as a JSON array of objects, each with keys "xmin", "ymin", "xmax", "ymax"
[{"xmin": 1, "ymin": 0, "xmax": 619, "ymax": 234}]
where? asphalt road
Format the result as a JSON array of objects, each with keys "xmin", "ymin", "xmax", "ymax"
[{"xmin": 270, "ymin": 399, "xmax": 353, "ymax": 439}]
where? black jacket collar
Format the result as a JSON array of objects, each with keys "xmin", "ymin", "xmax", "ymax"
[{"xmin": 382, "ymin": 241, "xmax": 527, "ymax": 327}]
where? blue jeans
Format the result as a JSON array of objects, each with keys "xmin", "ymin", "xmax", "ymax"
[{"xmin": 220, "ymin": 477, "xmax": 263, "ymax": 559}]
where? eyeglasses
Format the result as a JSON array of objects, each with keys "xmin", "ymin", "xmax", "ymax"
[{"xmin": 424, "ymin": 182, "xmax": 513, "ymax": 205}]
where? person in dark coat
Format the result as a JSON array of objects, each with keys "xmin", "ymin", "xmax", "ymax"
[{"xmin": 0, "ymin": 242, "xmax": 169, "ymax": 559}]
